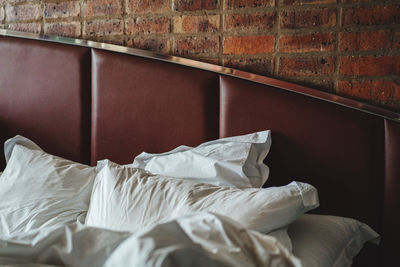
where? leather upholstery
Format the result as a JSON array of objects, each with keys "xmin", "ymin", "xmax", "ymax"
[
  {"xmin": 0, "ymin": 37, "xmax": 91, "ymax": 168},
  {"xmin": 220, "ymin": 75, "xmax": 384, "ymax": 266},
  {"xmin": 383, "ymin": 119, "xmax": 400, "ymax": 266},
  {"xmin": 91, "ymin": 49, "xmax": 219, "ymax": 165}
]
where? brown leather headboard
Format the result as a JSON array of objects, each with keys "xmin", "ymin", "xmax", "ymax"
[
  {"xmin": 0, "ymin": 36, "xmax": 91, "ymax": 166},
  {"xmin": 1, "ymin": 30, "xmax": 399, "ymax": 267}
]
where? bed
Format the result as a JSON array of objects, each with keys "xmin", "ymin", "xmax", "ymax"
[{"xmin": 0, "ymin": 29, "xmax": 399, "ymax": 267}]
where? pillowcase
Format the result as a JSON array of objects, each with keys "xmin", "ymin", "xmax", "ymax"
[
  {"xmin": 86, "ymin": 160, "xmax": 319, "ymax": 234},
  {"xmin": 268, "ymin": 227, "xmax": 293, "ymax": 252},
  {"xmin": 131, "ymin": 130, "xmax": 271, "ymax": 188},
  {"xmin": 0, "ymin": 136, "xmax": 96, "ymax": 239},
  {"xmin": 288, "ymin": 214, "xmax": 380, "ymax": 267},
  {"xmin": 4, "ymin": 135, "xmax": 44, "ymax": 163}
]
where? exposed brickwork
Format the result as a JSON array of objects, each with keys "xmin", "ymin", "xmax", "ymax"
[
  {"xmin": 223, "ymin": 35, "xmax": 274, "ymax": 55},
  {"xmin": 280, "ymin": 8, "xmax": 336, "ymax": 29},
  {"xmin": 44, "ymin": 22, "xmax": 80, "ymax": 37},
  {"xmin": 173, "ymin": 15, "xmax": 219, "ymax": 33},
  {"xmin": 2, "ymin": 0, "xmax": 399, "ymax": 110},
  {"xmin": 127, "ymin": 0, "xmax": 169, "ymax": 14},
  {"xmin": 338, "ymin": 80, "xmax": 400, "ymax": 110},
  {"xmin": 278, "ymin": 56, "xmax": 335, "ymax": 76},
  {"xmin": 339, "ymin": 31, "xmax": 393, "ymax": 52},
  {"xmin": 173, "ymin": 0, "xmax": 218, "ymax": 11},
  {"xmin": 279, "ymin": 33, "xmax": 335, "ymax": 53},
  {"xmin": 174, "ymin": 36, "xmax": 219, "ymax": 55},
  {"xmin": 84, "ymin": 19, "xmax": 123, "ymax": 37},
  {"xmin": 340, "ymin": 56, "xmax": 400, "ymax": 76},
  {"xmin": 394, "ymin": 30, "xmax": 400, "ymax": 50},
  {"xmin": 343, "ymin": 5, "xmax": 400, "ymax": 26},
  {"xmin": 44, "ymin": 2, "xmax": 80, "ymax": 19},
  {"xmin": 341, "ymin": 0, "xmax": 370, "ymax": 3},
  {"xmin": 126, "ymin": 17, "xmax": 170, "ymax": 35},
  {"xmin": 225, "ymin": 0, "xmax": 274, "ymax": 9},
  {"xmin": 126, "ymin": 37, "xmax": 170, "ymax": 53},
  {"xmin": 6, "ymin": 4, "xmax": 41, "ymax": 22},
  {"xmin": 224, "ymin": 12, "xmax": 275, "ymax": 31},
  {"xmin": 84, "ymin": 0, "xmax": 122, "ymax": 18},
  {"xmin": 224, "ymin": 57, "xmax": 274, "ymax": 76},
  {"xmin": 8, "ymin": 22, "xmax": 40, "ymax": 33},
  {"xmin": 281, "ymin": 0, "xmax": 336, "ymax": 5}
]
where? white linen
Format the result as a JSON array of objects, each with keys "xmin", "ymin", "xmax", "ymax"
[
  {"xmin": 0, "ymin": 213, "xmax": 301, "ymax": 267},
  {"xmin": 86, "ymin": 160, "xmax": 319, "ymax": 234},
  {"xmin": 4, "ymin": 135, "xmax": 43, "ymax": 162},
  {"xmin": 0, "ymin": 141, "xmax": 96, "ymax": 240},
  {"xmin": 288, "ymin": 214, "xmax": 380, "ymax": 267},
  {"xmin": 132, "ymin": 130, "xmax": 271, "ymax": 188},
  {"xmin": 268, "ymin": 227, "xmax": 292, "ymax": 252}
]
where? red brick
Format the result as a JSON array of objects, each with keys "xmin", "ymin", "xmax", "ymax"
[
  {"xmin": 8, "ymin": 22, "xmax": 40, "ymax": 33},
  {"xmin": 300, "ymin": 79, "xmax": 334, "ymax": 92},
  {"xmin": 224, "ymin": 12, "xmax": 275, "ymax": 31},
  {"xmin": 45, "ymin": 2, "xmax": 80, "ymax": 19},
  {"xmin": 223, "ymin": 57, "xmax": 273, "ymax": 76},
  {"xmin": 174, "ymin": 36, "xmax": 219, "ymax": 55},
  {"xmin": 339, "ymin": 56, "xmax": 400, "ymax": 76},
  {"xmin": 278, "ymin": 56, "xmax": 335, "ymax": 76},
  {"xmin": 225, "ymin": 0, "xmax": 274, "ymax": 9},
  {"xmin": 173, "ymin": 0, "xmax": 218, "ymax": 11},
  {"xmin": 6, "ymin": 4, "xmax": 41, "ymax": 22},
  {"xmin": 126, "ymin": 37, "xmax": 170, "ymax": 53},
  {"xmin": 223, "ymin": 35, "xmax": 274, "ymax": 55},
  {"xmin": 281, "ymin": 0, "xmax": 336, "ymax": 5},
  {"xmin": 280, "ymin": 8, "xmax": 336, "ymax": 29},
  {"xmin": 7, "ymin": 0, "xmax": 37, "ymax": 3},
  {"xmin": 343, "ymin": 5, "xmax": 400, "ymax": 26},
  {"xmin": 341, "ymin": 0, "xmax": 369, "ymax": 2},
  {"xmin": 339, "ymin": 31, "xmax": 392, "ymax": 52},
  {"xmin": 84, "ymin": 19, "xmax": 123, "ymax": 36},
  {"xmin": 279, "ymin": 33, "xmax": 335, "ymax": 53},
  {"xmin": 90, "ymin": 36, "xmax": 124, "ymax": 45},
  {"xmin": 84, "ymin": 0, "xmax": 122, "ymax": 17},
  {"xmin": 44, "ymin": 22, "xmax": 81, "ymax": 38},
  {"xmin": 394, "ymin": 30, "xmax": 400, "ymax": 49},
  {"xmin": 173, "ymin": 15, "xmax": 219, "ymax": 33},
  {"xmin": 127, "ymin": 0, "xmax": 169, "ymax": 14},
  {"xmin": 126, "ymin": 17, "xmax": 170, "ymax": 35},
  {"xmin": 338, "ymin": 80, "xmax": 400, "ymax": 109}
]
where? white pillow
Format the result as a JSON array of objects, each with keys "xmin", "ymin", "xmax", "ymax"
[
  {"xmin": 131, "ymin": 130, "xmax": 271, "ymax": 188},
  {"xmin": 86, "ymin": 160, "xmax": 319, "ymax": 234},
  {"xmin": 0, "ymin": 138, "xmax": 96, "ymax": 239},
  {"xmin": 288, "ymin": 214, "xmax": 380, "ymax": 267},
  {"xmin": 4, "ymin": 135, "xmax": 44, "ymax": 163}
]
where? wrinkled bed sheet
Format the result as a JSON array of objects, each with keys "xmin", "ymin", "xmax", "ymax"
[{"xmin": 0, "ymin": 212, "xmax": 300, "ymax": 267}]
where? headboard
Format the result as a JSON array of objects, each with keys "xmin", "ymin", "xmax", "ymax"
[{"xmin": 1, "ymin": 30, "xmax": 399, "ymax": 267}]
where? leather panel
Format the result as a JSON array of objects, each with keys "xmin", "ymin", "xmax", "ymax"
[
  {"xmin": 383, "ymin": 119, "xmax": 400, "ymax": 266},
  {"xmin": 0, "ymin": 37, "xmax": 91, "ymax": 168},
  {"xmin": 91, "ymin": 49, "xmax": 219, "ymax": 165},
  {"xmin": 220, "ymin": 75, "xmax": 385, "ymax": 223},
  {"xmin": 220, "ymin": 75, "xmax": 384, "ymax": 266}
]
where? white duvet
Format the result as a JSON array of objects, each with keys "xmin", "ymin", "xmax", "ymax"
[{"xmin": 0, "ymin": 212, "xmax": 301, "ymax": 267}]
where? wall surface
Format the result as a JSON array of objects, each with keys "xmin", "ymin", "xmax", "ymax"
[{"xmin": 0, "ymin": 0, "xmax": 399, "ymax": 111}]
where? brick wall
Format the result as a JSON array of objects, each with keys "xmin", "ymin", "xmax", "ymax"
[{"xmin": 0, "ymin": 0, "xmax": 399, "ymax": 111}]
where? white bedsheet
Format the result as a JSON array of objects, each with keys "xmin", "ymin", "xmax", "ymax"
[{"xmin": 0, "ymin": 212, "xmax": 300, "ymax": 267}]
